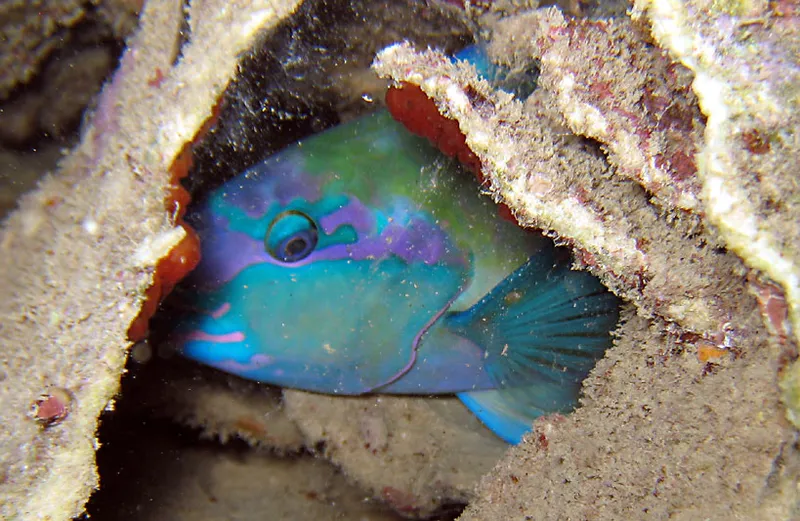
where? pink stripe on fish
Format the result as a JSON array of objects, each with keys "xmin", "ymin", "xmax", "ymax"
[
  {"xmin": 185, "ymin": 330, "xmax": 245, "ymax": 343},
  {"xmin": 210, "ymin": 302, "xmax": 231, "ymax": 319}
]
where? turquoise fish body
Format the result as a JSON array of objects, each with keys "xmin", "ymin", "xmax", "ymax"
[{"xmin": 177, "ymin": 109, "xmax": 620, "ymax": 444}]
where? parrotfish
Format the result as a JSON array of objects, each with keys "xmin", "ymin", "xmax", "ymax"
[{"xmin": 175, "ymin": 107, "xmax": 620, "ymax": 444}]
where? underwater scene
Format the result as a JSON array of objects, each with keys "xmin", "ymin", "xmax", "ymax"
[{"xmin": 1, "ymin": 0, "xmax": 799, "ymax": 520}]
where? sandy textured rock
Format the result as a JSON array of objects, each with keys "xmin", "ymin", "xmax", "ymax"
[
  {"xmin": 284, "ymin": 391, "xmax": 507, "ymax": 518},
  {"xmin": 462, "ymin": 312, "xmax": 796, "ymax": 520},
  {"xmin": 631, "ymin": 0, "xmax": 800, "ymax": 431},
  {"xmin": 0, "ymin": 0, "xmax": 301, "ymax": 518},
  {"xmin": 372, "ymin": 8, "xmax": 799, "ymax": 519},
  {"xmin": 87, "ymin": 417, "xmax": 403, "ymax": 521},
  {"xmin": 0, "ymin": 0, "xmax": 138, "ymax": 100}
]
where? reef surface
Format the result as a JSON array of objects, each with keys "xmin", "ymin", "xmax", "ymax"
[{"xmin": 0, "ymin": 0, "xmax": 798, "ymax": 520}]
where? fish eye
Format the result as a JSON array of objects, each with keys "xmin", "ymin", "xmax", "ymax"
[{"xmin": 265, "ymin": 210, "xmax": 319, "ymax": 263}]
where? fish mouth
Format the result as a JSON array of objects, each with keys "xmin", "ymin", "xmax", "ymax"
[
  {"xmin": 211, "ymin": 353, "xmax": 276, "ymax": 373},
  {"xmin": 174, "ymin": 329, "xmax": 277, "ymax": 376}
]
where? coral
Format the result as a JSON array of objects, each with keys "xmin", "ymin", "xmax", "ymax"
[
  {"xmin": 514, "ymin": 14, "xmax": 706, "ymax": 212},
  {"xmin": 462, "ymin": 312, "xmax": 795, "ymax": 520},
  {"xmin": 126, "ymin": 123, "xmax": 207, "ymax": 342},
  {"xmin": 374, "ymin": 32, "xmax": 750, "ymax": 339},
  {"xmin": 372, "ymin": 7, "xmax": 799, "ymax": 518},
  {"xmin": 631, "ymin": 0, "xmax": 800, "ymax": 428},
  {"xmin": 632, "ymin": 0, "xmax": 800, "ymax": 335},
  {"xmin": 1, "ymin": 0, "xmax": 798, "ymax": 519},
  {"xmin": 0, "ymin": 0, "xmax": 302, "ymax": 519},
  {"xmin": 145, "ymin": 369, "xmax": 308, "ymax": 453}
]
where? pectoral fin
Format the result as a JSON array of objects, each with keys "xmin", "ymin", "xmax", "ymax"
[{"xmin": 446, "ymin": 245, "xmax": 621, "ymax": 443}]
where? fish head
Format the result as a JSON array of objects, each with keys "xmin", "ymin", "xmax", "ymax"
[{"xmin": 175, "ymin": 146, "xmax": 472, "ymax": 394}]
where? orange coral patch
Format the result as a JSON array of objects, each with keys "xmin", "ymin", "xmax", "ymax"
[
  {"xmin": 696, "ymin": 340, "xmax": 728, "ymax": 362},
  {"xmin": 127, "ymin": 101, "xmax": 222, "ymax": 341},
  {"xmin": 385, "ymin": 83, "xmax": 523, "ymax": 227},
  {"xmin": 386, "ymin": 82, "xmax": 482, "ymax": 176}
]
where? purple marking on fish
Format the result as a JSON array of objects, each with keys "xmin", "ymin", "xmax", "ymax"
[
  {"xmin": 189, "ymin": 227, "xmax": 270, "ymax": 288},
  {"xmin": 192, "ymin": 194, "xmax": 468, "ymax": 290},
  {"xmin": 391, "ymin": 219, "xmax": 449, "ymax": 265},
  {"xmin": 345, "ymin": 220, "xmax": 455, "ymax": 266},
  {"xmin": 319, "ymin": 197, "xmax": 374, "ymax": 235},
  {"xmin": 225, "ymin": 157, "xmax": 322, "ymax": 218},
  {"xmin": 191, "ymin": 227, "xmax": 346, "ymax": 288},
  {"xmin": 195, "ymin": 215, "xmax": 467, "ymax": 288}
]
